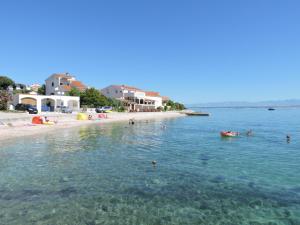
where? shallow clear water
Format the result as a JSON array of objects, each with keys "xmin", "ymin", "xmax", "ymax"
[{"xmin": 0, "ymin": 108, "xmax": 300, "ymax": 225}]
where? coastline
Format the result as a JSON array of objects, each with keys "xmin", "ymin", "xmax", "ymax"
[{"xmin": 0, "ymin": 111, "xmax": 185, "ymax": 142}]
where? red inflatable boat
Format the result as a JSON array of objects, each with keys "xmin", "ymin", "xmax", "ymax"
[{"xmin": 220, "ymin": 131, "xmax": 239, "ymax": 137}]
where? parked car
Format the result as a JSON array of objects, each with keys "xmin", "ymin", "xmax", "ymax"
[
  {"xmin": 15, "ymin": 104, "xmax": 38, "ymax": 114},
  {"xmin": 95, "ymin": 106, "xmax": 113, "ymax": 113},
  {"xmin": 61, "ymin": 106, "xmax": 73, "ymax": 113}
]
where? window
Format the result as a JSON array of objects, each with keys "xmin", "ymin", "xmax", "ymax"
[
  {"xmin": 52, "ymin": 82, "xmax": 54, "ymax": 87},
  {"xmin": 115, "ymin": 90, "xmax": 118, "ymax": 94}
]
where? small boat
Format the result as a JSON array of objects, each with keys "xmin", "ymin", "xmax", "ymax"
[
  {"xmin": 185, "ymin": 112, "xmax": 210, "ymax": 116},
  {"xmin": 220, "ymin": 131, "xmax": 239, "ymax": 137},
  {"xmin": 268, "ymin": 108, "xmax": 275, "ymax": 111}
]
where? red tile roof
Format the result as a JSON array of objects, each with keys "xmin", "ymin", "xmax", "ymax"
[
  {"xmin": 61, "ymin": 81, "xmax": 87, "ymax": 92},
  {"xmin": 112, "ymin": 85, "xmax": 142, "ymax": 91},
  {"xmin": 52, "ymin": 73, "xmax": 73, "ymax": 79},
  {"xmin": 70, "ymin": 81, "xmax": 87, "ymax": 91},
  {"xmin": 162, "ymin": 96, "xmax": 170, "ymax": 101},
  {"xmin": 145, "ymin": 91, "xmax": 160, "ymax": 97},
  {"xmin": 111, "ymin": 85, "xmax": 162, "ymax": 97},
  {"xmin": 62, "ymin": 85, "xmax": 71, "ymax": 91}
]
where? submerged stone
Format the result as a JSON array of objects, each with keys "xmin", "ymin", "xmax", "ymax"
[
  {"xmin": 249, "ymin": 222, "xmax": 263, "ymax": 225},
  {"xmin": 86, "ymin": 221, "xmax": 96, "ymax": 225},
  {"xmin": 199, "ymin": 201, "xmax": 211, "ymax": 210},
  {"xmin": 101, "ymin": 205, "xmax": 108, "ymax": 212},
  {"xmin": 283, "ymin": 209, "xmax": 291, "ymax": 218},
  {"xmin": 210, "ymin": 176, "xmax": 226, "ymax": 183},
  {"xmin": 249, "ymin": 199, "xmax": 263, "ymax": 209},
  {"xmin": 58, "ymin": 187, "xmax": 77, "ymax": 197},
  {"xmin": 248, "ymin": 182, "xmax": 256, "ymax": 189},
  {"xmin": 59, "ymin": 177, "xmax": 70, "ymax": 183},
  {"xmin": 200, "ymin": 154, "xmax": 210, "ymax": 161}
]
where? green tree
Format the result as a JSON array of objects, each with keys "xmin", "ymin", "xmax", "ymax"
[
  {"xmin": 107, "ymin": 97, "xmax": 124, "ymax": 110},
  {"xmin": 175, "ymin": 102, "xmax": 185, "ymax": 110},
  {"xmin": 68, "ymin": 87, "xmax": 81, "ymax": 96},
  {"xmin": 166, "ymin": 100, "xmax": 175, "ymax": 109},
  {"xmin": 166, "ymin": 100, "xmax": 185, "ymax": 111},
  {"xmin": 80, "ymin": 88, "xmax": 109, "ymax": 107},
  {"xmin": 0, "ymin": 90, "xmax": 12, "ymax": 110},
  {"xmin": 37, "ymin": 84, "xmax": 46, "ymax": 95},
  {"xmin": 0, "ymin": 76, "xmax": 14, "ymax": 90}
]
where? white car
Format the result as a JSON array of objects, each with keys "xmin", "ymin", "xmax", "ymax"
[
  {"xmin": 95, "ymin": 106, "xmax": 113, "ymax": 113},
  {"xmin": 61, "ymin": 106, "xmax": 72, "ymax": 113}
]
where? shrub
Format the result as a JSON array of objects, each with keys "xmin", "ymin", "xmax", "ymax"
[{"xmin": 0, "ymin": 90, "xmax": 12, "ymax": 110}]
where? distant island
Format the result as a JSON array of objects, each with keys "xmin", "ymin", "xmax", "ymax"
[{"xmin": 187, "ymin": 99, "xmax": 300, "ymax": 108}]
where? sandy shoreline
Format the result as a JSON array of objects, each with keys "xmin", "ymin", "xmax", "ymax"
[{"xmin": 0, "ymin": 112, "xmax": 185, "ymax": 142}]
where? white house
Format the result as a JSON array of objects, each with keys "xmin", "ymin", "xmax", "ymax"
[
  {"xmin": 144, "ymin": 91, "xmax": 163, "ymax": 108},
  {"xmin": 13, "ymin": 94, "xmax": 80, "ymax": 112},
  {"xmin": 101, "ymin": 85, "xmax": 164, "ymax": 111},
  {"xmin": 30, "ymin": 83, "xmax": 41, "ymax": 92},
  {"xmin": 46, "ymin": 73, "xmax": 87, "ymax": 96}
]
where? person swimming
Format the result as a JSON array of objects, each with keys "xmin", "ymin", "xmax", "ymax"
[{"xmin": 246, "ymin": 130, "xmax": 253, "ymax": 136}]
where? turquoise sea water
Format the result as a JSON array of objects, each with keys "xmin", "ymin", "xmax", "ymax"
[{"xmin": 0, "ymin": 108, "xmax": 300, "ymax": 225}]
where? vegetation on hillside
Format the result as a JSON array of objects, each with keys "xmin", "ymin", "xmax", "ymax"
[
  {"xmin": 165, "ymin": 100, "xmax": 186, "ymax": 111},
  {"xmin": 0, "ymin": 76, "xmax": 14, "ymax": 90},
  {"xmin": 79, "ymin": 88, "xmax": 124, "ymax": 111},
  {"xmin": 37, "ymin": 84, "xmax": 46, "ymax": 95},
  {"xmin": 68, "ymin": 87, "xmax": 81, "ymax": 97},
  {"xmin": 0, "ymin": 90, "xmax": 12, "ymax": 110},
  {"xmin": 0, "ymin": 76, "xmax": 14, "ymax": 110}
]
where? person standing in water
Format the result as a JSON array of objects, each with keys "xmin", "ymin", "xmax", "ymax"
[
  {"xmin": 246, "ymin": 130, "xmax": 253, "ymax": 136},
  {"xmin": 287, "ymin": 135, "xmax": 291, "ymax": 143}
]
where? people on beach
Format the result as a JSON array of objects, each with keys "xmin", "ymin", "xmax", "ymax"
[
  {"xmin": 41, "ymin": 116, "xmax": 49, "ymax": 123},
  {"xmin": 40, "ymin": 116, "xmax": 56, "ymax": 125}
]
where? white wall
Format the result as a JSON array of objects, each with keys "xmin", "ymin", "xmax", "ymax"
[
  {"xmin": 45, "ymin": 76, "xmax": 60, "ymax": 95},
  {"xmin": 45, "ymin": 75, "xmax": 75, "ymax": 95},
  {"xmin": 14, "ymin": 94, "xmax": 80, "ymax": 112},
  {"xmin": 101, "ymin": 85, "xmax": 163, "ymax": 108},
  {"xmin": 101, "ymin": 86, "xmax": 124, "ymax": 99},
  {"xmin": 146, "ymin": 96, "xmax": 163, "ymax": 108}
]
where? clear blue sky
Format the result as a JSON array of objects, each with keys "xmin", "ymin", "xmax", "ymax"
[{"xmin": 1, "ymin": 0, "xmax": 300, "ymax": 104}]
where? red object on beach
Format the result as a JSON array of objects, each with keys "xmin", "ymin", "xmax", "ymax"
[
  {"xmin": 220, "ymin": 131, "xmax": 239, "ymax": 137},
  {"xmin": 32, "ymin": 116, "xmax": 42, "ymax": 124},
  {"xmin": 98, "ymin": 113, "xmax": 107, "ymax": 119}
]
